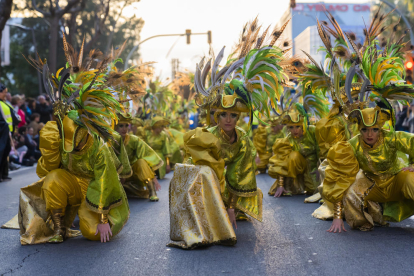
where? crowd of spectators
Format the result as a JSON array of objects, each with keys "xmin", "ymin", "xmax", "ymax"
[{"xmin": 0, "ymin": 83, "xmax": 53, "ymax": 181}]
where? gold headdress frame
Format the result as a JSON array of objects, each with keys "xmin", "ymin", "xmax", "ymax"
[{"xmin": 348, "ymin": 106, "xmax": 391, "ymax": 129}]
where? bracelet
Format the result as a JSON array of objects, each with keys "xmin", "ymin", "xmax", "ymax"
[
  {"xmin": 333, "ymin": 202, "xmax": 343, "ymax": 220},
  {"xmin": 277, "ymin": 176, "xmax": 284, "ymax": 187},
  {"xmin": 100, "ymin": 214, "xmax": 109, "ymax": 224},
  {"xmin": 166, "ymin": 157, "xmax": 170, "ymax": 167}
]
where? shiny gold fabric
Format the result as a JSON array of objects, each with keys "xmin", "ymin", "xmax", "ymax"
[
  {"xmin": 209, "ymin": 126, "xmax": 258, "ymax": 196},
  {"xmin": 113, "ymin": 133, "xmax": 161, "ymax": 197},
  {"xmin": 268, "ymin": 125, "xmax": 319, "ymax": 194},
  {"xmin": 115, "ymin": 133, "xmax": 163, "ymax": 172},
  {"xmin": 343, "ymin": 171, "xmax": 388, "ymax": 231},
  {"xmin": 312, "ymin": 147, "xmax": 411, "ymax": 221},
  {"xmin": 323, "ymin": 129, "xmax": 414, "ymax": 227},
  {"xmin": 315, "ymin": 113, "xmax": 351, "ymax": 160},
  {"xmin": 145, "ymin": 130, "xmax": 172, "ymax": 179},
  {"xmin": 36, "ymin": 122, "xmax": 62, "ymax": 178},
  {"xmin": 322, "ymin": 130, "xmax": 414, "ymax": 203},
  {"xmin": 15, "ymin": 179, "xmax": 82, "ymax": 245},
  {"xmin": 184, "ymin": 128, "xmax": 225, "ymax": 191},
  {"xmin": 122, "ymin": 159, "xmax": 154, "ymax": 198},
  {"xmin": 168, "ymin": 164, "xmax": 237, "ymax": 249},
  {"xmin": 41, "ymin": 169, "xmax": 128, "ymax": 240},
  {"xmin": 17, "ymin": 121, "xmax": 129, "ymax": 244},
  {"xmin": 164, "ymin": 128, "xmax": 184, "ymax": 164},
  {"xmin": 253, "ymin": 125, "xmax": 285, "ymax": 170},
  {"xmin": 209, "ymin": 126, "xmax": 262, "ymax": 221},
  {"xmin": 184, "ymin": 127, "xmax": 262, "ymax": 221}
]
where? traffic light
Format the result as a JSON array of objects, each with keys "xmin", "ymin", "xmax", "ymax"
[
  {"xmin": 207, "ymin": 30, "xmax": 212, "ymax": 44},
  {"xmin": 405, "ymin": 55, "xmax": 414, "ymax": 84},
  {"xmin": 185, "ymin": 29, "xmax": 191, "ymax": 44}
]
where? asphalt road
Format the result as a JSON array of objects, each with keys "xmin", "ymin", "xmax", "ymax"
[{"xmin": 1, "ymin": 167, "xmax": 414, "ymax": 276}]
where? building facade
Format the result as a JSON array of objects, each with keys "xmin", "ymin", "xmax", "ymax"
[{"xmin": 277, "ymin": 2, "xmax": 371, "ymax": 64}]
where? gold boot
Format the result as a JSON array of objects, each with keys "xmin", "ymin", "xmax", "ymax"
[
  {"xmin": 48, "ymin": 209, "xmax": 65, "ymax": 243},
  {"xmin": 146, "ymin": 179, "xmax": 159, "ymax": 202}
]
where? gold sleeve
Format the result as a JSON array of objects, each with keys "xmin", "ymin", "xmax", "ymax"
[
  {"xmin": 315, "ymin": 117, "xmax": 348, "ymax": 160},
  {"xmin": 253, "ymin": 125, "xmax": 267, "ymax": 154},
  {"xmin": 395, "ymin": 131, "xmax": 414, "ymax": 164},
  {"xmin": 36, "ymin": 121, "xmax": 61, "ymax": 178},
  {"xmin": 268, "ymin": 137, "xmax": 307, "ymax": 179},
  {"xmin": 322, "ymin": 141, "xmax": 359, "ymax": 203},
  {"xmin": 184, "ymin": 128, "xmax": 225, "ymax": 192}
]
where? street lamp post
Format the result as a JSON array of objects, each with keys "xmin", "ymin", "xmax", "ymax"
[
  {"xmin": 6, "ymin": 23, "xmax": 42, "ymax": 95},
  {"xmin": 124, "ymin": 31, "xmax": 212, "ymax": 70}
]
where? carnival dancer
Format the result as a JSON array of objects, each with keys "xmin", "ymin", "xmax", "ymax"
[
  {"xmin": 13, "ymin": 37, "xmax": 131, "ymax": 244},
  {"xmin": 254, "ymin": 115, "xmax": 286, "ymax": 175},
  {"xmin": 268, "ymin": 87, "xmax": 328, "ymax": 197},
  {"xmin": 114, "ymin": 113, "xmax": 163, "ymax": 201},
  {"xmin": 145, "ymin": 116, "xmax": 172, "ymax": 179},
  {"xmin": 168, "ymin": 18, "xmax": 289, "ymax": 248},
  {"xmin": 322, "ymin": 33, "xmax": 414, "ymax": 232}
]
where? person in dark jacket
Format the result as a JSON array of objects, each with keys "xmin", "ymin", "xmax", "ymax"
[{"xmin": 35, "ymin": 95, "xmax": 52, "ymax": 124}]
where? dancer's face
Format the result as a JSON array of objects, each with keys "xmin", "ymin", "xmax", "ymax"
[
  {"xmin": 272, "ymin": 124, "xmax": 283, "ymax": 133},
  {"xmin": 218, "ymin": 112, "xmax": 238, "ymax": 133},
  {"xmin": 117, "ymin": 123, "xmax": 129, "ymax": 137},
  {"xmin": 288, "ymin": 125, "xmax": 303, "ymax": 138},
  {"xmin": 360, "ymin": 127, "xmax": 380, "ymax": 146}
]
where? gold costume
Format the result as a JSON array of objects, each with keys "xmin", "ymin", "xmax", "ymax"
[
  {"xmin": 164, "ymin": 128, "xmax": 184, "ymax": 165},
  {"xmin": 254, "ymin": 125, "xmax": 286, "ymax": 172},
  {"xmin": 268, "ymin": 125, "xmax": 320, "ymax": 195},
  {"xmin": 322, "ymin": 129, "xmax": 414, "ymax": 230},
  {"xmin": 168, "ymin": 128, "xmax": 236, "ymax": 249},
  {"xmin": 145, "ymin": 130, "xmax": 171, "ymax": 179},
  {"xmin": 17, "ymin": 121, "xmax": 130, "ymax": 244},
  {"xmin": 315, "ymin": 105, "xmax": 353, "ymax": 160},
  {"xmin": 114, "ymin": 133, "xmax": 163, "ymax": 198},
  {"xmin": 209, "ymin": 126, "xmax": 263, "ymax": 221}
]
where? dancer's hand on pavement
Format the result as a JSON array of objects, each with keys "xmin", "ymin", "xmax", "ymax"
[
  {"xmin": 153, "ymin": 178, "xmax": 161, "ymax": 191},
  {"xmin": 166, "ymin": 165, "xmax": 171, "ymax": 174},
  {"xmin": 95, "ymin": 223, "xmax": 112, "ymax": 243},
  {"xmin": 274, "ymin": 187, "xmax": 286, "ymax": 198},
  {"xmin": 227, "ymin": 208, "xmax": 237, "ymax": 229},
  {"xmin": 327, "ymin": 219, "xmax": 347, "ymax": 233},
  {"xmin": 401, "ymin": 166, "xmax": 414, "ymax": 172}
]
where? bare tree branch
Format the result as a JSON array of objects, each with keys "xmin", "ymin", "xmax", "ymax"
[
  {"xmin": 105, "ymin": 0, "xmax": 129, "ymax": 52},
  {"xmin": 59, "ymin": 0, "xmax": 83, "ymax": 16},
  {"xmin": 84, "ymin": 0, "xmax": 110, "ymax": 52},
  {"xmin": 31, "ymin": 0, "xmax": 51, "ymax": 16}
]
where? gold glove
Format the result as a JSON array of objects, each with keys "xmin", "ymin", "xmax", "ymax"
[
  {"xmin": 334, "ymin": 202, "xmax": 343, "ymax": 220},
  {"xmin": 100, "ymin": 214, "xmax": 109, "ymax": 224}
]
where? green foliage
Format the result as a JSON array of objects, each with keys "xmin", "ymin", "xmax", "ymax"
[
  {"xmin": 1, "ymin": 18, "xmax": 65, "ymax": 96},
  {"xmin": 1, "ymin": 0, "xmax": 144, "ymax": 97}
]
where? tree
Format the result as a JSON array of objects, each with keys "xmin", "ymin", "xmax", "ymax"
[
  {"xmin": 0, "ymin": 0, "xmax": 13, "ymax": 74},
  {"xmin": 64, "ymin": 0, "xmax": 144, "ymax": 65},
  {"xmin": 31, "ymin": 0, "xmax": 86, "ymax": 72},
  {"xmin": 1, "ymin": 17, "xmax": 59, "ymax": 97}
]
